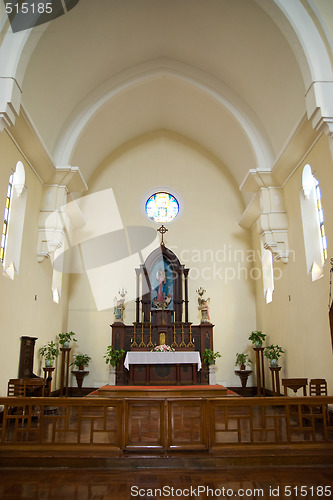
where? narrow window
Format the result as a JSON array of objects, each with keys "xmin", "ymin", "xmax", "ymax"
[
  {"xmin": 262, "ymin": 248, "xmax": 274, "ymax": 304},
  {"xmin": 1, "ymin": 161, "xmax": 27, "ymax": 279},
  {"xmin": 300, "ymin": 164, "xmax": 327, "ymax": 281},
  {"xmin": 0, "ymin": 174, "xmax": 13, "ymax": 263},
  {"xmin": 315, "ymin": 179, "xmax": 327, "ymax": 262}
]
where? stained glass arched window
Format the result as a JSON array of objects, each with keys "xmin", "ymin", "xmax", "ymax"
[
  {"xmin": 145, "ymin": 192, "xmax": 179, "ymax": 223},
  {"xmin": 300, "ymin": 164, "xmax": 327, "ymax": 281},
  {"xmin": 0, "ymin": 173, "xmax": 13, "ymax": 263}
]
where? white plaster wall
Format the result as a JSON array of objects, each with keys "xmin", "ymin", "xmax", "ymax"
[
  {"xmin": 67, "ymin": 133, "xmax": 257, "ymax": 389},
  {"xmin": 0, "ymin": 132, "xmax": 69, "ymax": 397},
  {"xmin": 253, "ymin": 134, "xmax": 333, "ymax": 395}
]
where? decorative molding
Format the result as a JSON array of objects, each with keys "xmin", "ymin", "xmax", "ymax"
[
  {"xmin": 240, "ymin": 187, "xmax": 289, "ymax": 263},
  {"xmin": 47, "ymin": 166, "xmax": 88, "ymax": 193},
  {"xmin": 0, "ymin": 77, "xmax": 21, "ymax": 132},
  {"xmin": 305, "ymin": 81, "xmax": 333, "ymax": 160},
  {"xmin": 37, "ymin": 186, "xmax": 67, "ymax": 262},
  {"xmin": 257, "ymin": 188, "xmax": 289, "ymax": 263}
]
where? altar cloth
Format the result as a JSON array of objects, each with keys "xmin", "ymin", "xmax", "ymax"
[{"xmin": 124, "ymin": 351, "xmax": 202, "ymax": 371}]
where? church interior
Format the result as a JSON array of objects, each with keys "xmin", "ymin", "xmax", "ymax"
[{"xmin": 1, "ymin": 0, "xmax": 333, "ymax": 496}]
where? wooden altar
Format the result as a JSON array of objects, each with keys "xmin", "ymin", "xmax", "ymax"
[{"xmin": 111, "ymin": 244, "xmax": 214, "ymax": 385}]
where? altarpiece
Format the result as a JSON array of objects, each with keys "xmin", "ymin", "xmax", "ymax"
[{"xmin": 111, "ymin": 244, "xmax": 214, "ymax": 385}]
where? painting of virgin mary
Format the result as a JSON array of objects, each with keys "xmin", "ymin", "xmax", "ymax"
[{"xmin": 150, "ymin": 258, "xmax": 174, "ymax": 309}]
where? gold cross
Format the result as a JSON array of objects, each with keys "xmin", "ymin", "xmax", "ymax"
[{"xmin": 157, "ymin": 225, "xmax": 168, "ymax": 245}]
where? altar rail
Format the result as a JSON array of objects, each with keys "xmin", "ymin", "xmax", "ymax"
[{"xmin": 0, "ymin": 396, "xmax": 332, "ymax": 457}]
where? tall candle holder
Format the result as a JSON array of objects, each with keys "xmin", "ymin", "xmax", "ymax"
[
  {"xmin": 179, "ymin": 322, "xmax": 186, "ymax": 347},
  {"xmin": 131, "ymin": 322, "xmax": 138, "ymax": 348},
  {"xmin": 139, "ymin": 322, "xmax": 146, "ymax": 347},
  {"xmin": 187, "ymin": 324, "xmax": 194, "ymax": 347},
  {"xmin": 147, "ymin": 322, "xmax": 154, "ymax": 348},
  {"xmin": 171, "ymin": 323, "xmax": 178, "ymax": 348}
]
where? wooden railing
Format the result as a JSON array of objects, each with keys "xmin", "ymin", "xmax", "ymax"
[{"xmin": 0, "ymin": 396, "xmax": 332, "ymax": 454}]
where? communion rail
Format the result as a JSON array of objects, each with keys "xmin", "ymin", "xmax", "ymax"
[{"xmin": 0, "ymin": 396, "xmax": 332, "ymax": 458}]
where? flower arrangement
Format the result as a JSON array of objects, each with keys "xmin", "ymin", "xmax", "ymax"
[
  {"xmin": 152, "ymin": 344, "xmax": 175, "ymax": 352},
  {"xmin": 264, "ymin": 344, "xmax": 284, "ymax": 366}
]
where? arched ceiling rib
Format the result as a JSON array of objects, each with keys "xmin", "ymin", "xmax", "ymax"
[{"xmin": 54, "ymin": 59, "xmax": 275, "ymax": 179}]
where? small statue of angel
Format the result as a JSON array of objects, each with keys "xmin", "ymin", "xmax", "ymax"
[{"xmin": 196, "ymin": 287, "xmax": 211, "ymax": 323}]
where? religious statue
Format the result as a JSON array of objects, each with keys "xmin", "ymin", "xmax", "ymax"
[
  {"xmin": 152, "ymin": 266, "xmax": 172, "ymax": 309},
  {"xmin": 113, "ymin": 288, "xmax": 127, "ymax": 322},
  {"xmin": 197, "ymin": 287, "xmax": 211, "ymax": 323}
]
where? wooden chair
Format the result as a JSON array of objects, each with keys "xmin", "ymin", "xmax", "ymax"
[
  {"xmin": 309, "ymin": 379, "xmax": 327, "ymax": 396},
  {"xmin": 7, "ymin": 378, "xmax": 45, "ymax": 397},
  {"xmin": 282, "ymin": 378, "xmax": 307, "ymax": 396},
  {"xmin": 7, "ymin": 378, "xmax": 45, "ymax": 417},
  {"xmin": 309, "ymin": 379, "xmax": 329, "ymax": 424}
]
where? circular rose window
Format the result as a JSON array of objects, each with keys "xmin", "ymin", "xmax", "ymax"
[{"xmin": 145, "ymin": 192, "xmax": 179, "ymax": 223}]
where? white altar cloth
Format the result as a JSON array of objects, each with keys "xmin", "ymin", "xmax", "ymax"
[{"xmin": 124, "ymin": 351, "xmax": 202, "ymax": 371}]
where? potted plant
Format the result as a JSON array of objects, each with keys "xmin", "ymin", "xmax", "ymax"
[
  {"xmin": 104, "ymin": 345, "xmax": 125, "ymax": 367},
  {"xmin": 264, "ymin": 344, "xmax": 284, "ymax": 367},
  {"xmin": 70, "ymin": 353, "xmax": 91, "ymax": 370},
  {"xmin": 248, "ymin": 330, "xmax": 266, "ymax": 348},
  {"xmin": 39, "ymin": 340, "xmax": 59, "ymax": 367},
  {"xmin": 235, "ymin": 352, "xmax": 252, "ymax": 370},
  {"xmin": 58, "ymin": 331, "xmax": 77, "ymax": 348},
  {"xmin": 202, "ymin": 348, "xmax": 221, "ymax": 365}
]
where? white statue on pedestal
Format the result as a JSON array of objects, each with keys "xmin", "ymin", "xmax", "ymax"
[{"xmin": 196, "ymin": 287, "xmax": 211, "ymax": 323}]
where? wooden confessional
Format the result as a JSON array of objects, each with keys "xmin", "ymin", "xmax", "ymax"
[{"xmin": 7, "ymin": 337, "xmax": 45, "ymax": 397}]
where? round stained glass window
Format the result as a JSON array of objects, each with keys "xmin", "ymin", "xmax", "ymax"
[{"xmin": 145, "ymin": 192, "xmax": 179, "ymax": 223}]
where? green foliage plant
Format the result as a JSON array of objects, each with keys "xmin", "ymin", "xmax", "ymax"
[
  {"xmin": 235, "ymin": 352, "xmax": 252, "ymax": 368},
  {"xmin": 264, "ymin": 344, "xmax": 284, "ymax": 360},
  {"xmin": 39, "ymin": 340, "xmax": 59, "ymax": 365},
  {"xmin": 58, "ymin": 331, "xmax": 77, "ymax": 346},
  {"xmin": 202, "ymin": 348, "xmax": 221, "ymax": 365},
  {"xmin": 248, "ymin": 331, "xmax": 266, "ymax": 347},
  {"xmin": 104, "ymin": 345, "xmax": 125, "ymax": 367},
  {"xmin": 70, "ymin": 353, "xmax": 91, "ymax": 369}
]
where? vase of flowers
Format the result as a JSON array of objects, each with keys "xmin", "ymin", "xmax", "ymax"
[
  {"xmin": 39, "ymin": 340, "xmax": 59, "ymax": 367},
  {"xmin": 58, "ymin": 331, "xmax": 77, "ymax": 348},
  {"xmin": 235, "ymin": 352, "xmax": 252, "ymax": 370},
  {"xmin": 264, "ymin": 344, "xmax": 284, "ymax": 367},
  {"xmin": 248, "ymin": 331, "xmax": 266, "ymax": 348},
  {"xmin": 152, "ymin": 345, "xmax": 175, "ymax": 352}
]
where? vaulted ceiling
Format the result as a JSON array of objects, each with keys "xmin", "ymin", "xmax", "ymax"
[{"xmin": 6, "ymin": 0, "xmax": 331, "ymax": 193}]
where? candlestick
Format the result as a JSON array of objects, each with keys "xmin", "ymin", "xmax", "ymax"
[
  {"xmin": 147, "ymin": 321, "xmax": 154, "ymax": 348},
  {"xmin": 187, "ymin": 323, "xmax": 194, "ymax": 347},
  {"xmin": 171, "ymin": 322, "xmax": 178, "ymax": 348},
  {"xmin": 139, "ymin": 322, "xmax": 146, "ymax": 347},
  {"xmin": 179, "ymin": 322, "xmax": 186, "ymax": 347},
  {"xmin": 131, "ymin": 322, "xmax": 138, "ymax": 347}
]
